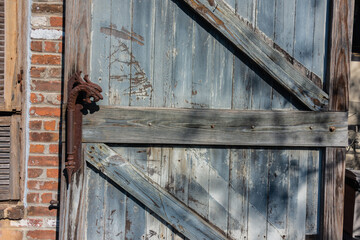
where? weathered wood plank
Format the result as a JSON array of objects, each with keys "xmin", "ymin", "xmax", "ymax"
[
  {"xmin": 228, "ymin": 149, "xmax": 249, "ymax": 239},
  {"xmin": 82, "ymin": 107, "xmax": 348, "ymax": 147},
  {"xmin": 85, "ymin": 143, "xmax": 228, "ymax": 240},
  {"xmin": 188, "ymin": 148, "xmax": 210, "ymax": 219},
  {"xmin": 287, "ymin": 150, "xmax": 307, "ymax": 240},
  {"xmin": 86, "ymin": 164, "xmax": 106, "ymax": 239},
  {"xmin": 60, "ymin": 0, "xmax": 92, "ymax": 238},
  {"xmin": 130, "ymin": 0, "xmax": 154, "ymax": 106},
  {"xmin": 181, "ymin": 0, "xmax": 329, "ymax": 110},
  {"xmin": 322, "ymin": 0, "xmax": 355, "ymax": 239},
  {"xmin": 91, "ymin": 0, "xmax": 111, "ymax": 105},
  {"xmin": 248, "ymin": 149, "xmax": 268, "ymax": 239},
  {"xmin": 306, "ymin": 151, "xmax": 320, "ymax": 234},
  {"xmin": 267, "ymin": 150, "xmax": 288, "ymax": 239},
  {"xmin": 108, "ymin": 0, "xmax": 131, "ymax": 106}
]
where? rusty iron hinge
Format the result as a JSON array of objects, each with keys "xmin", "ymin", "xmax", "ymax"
[{"xmin": 66, "ymin": 72, "xmax": 103, "ymax": 183}]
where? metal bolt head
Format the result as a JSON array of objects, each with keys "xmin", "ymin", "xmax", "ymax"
[
  {"xmin": 251, "ymin": 125, "xmax": 255, "ymax": 129},
  {"xmin": 329, "ymin": 126, "xmax": 336, "ymax": 132},
  {"xmin": 148, "ymin": 123, "xmax": 152, "ymax": 126},
  {"xmin": 309, "ymin": 126, "xmax": 313, "ymax": 130}
]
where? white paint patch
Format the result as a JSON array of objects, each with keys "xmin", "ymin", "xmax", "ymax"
[
  {"xmin": 31, "ymin": 16, "xmax": 48, "ymax": 27},
  {"xmin": 31, "ymin": 29, "xmax": 63, "ymax": 40},
  {"xmin": 44, "ymin": 218, "xmax": 57, "ymax": 228}
]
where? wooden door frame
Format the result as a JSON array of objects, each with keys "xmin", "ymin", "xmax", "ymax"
[
  {"xmin": 59, "ymin": 0, "xmax": 355, "ymax": 239},
  {"xmin": 321, "ymin": 0, "xmax": 355, "ymax": 239}
]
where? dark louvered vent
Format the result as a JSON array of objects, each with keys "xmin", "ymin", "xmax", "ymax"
[
  {"xmin": 0, "ymin": 0, "xmax": 5, "ymax": 103},
  {"xmin": 0, "ymin": 124, "xmax": 11, "ymax": 197}
]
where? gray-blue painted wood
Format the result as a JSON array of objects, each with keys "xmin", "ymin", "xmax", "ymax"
[
  {"xmin": 85, "ymin": 143, "xmax": 228, "ymax": 240},
  {"xmin": 81, "ymin": 0, "xmax": 328, "ymax": 238}
]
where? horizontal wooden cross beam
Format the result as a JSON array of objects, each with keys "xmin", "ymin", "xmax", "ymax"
[
  {"xmin": 84, "ymin": 143, "xmax": 228, "ymax": 240},
  {"xmin": 82, "ymin": 107, "xmax": 348, "ymax": 147},
  {"xmin": 181, "ymin": 0, "xmax": 329, "ymax": 111}
]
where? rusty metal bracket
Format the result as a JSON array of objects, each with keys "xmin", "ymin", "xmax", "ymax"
[{"xmin": 66, "ymin": 72, "xmax": 103, "ymax": 183}]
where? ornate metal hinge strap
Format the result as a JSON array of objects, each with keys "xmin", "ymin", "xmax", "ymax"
[{"xmin": 66, "ymin": 72, "xmax": 103, "ymax": 182}]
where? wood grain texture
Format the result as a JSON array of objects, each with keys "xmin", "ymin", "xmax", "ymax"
[
  {"xmin": 59, "ymin": 0, "xmax": 92, "ymax": 239},
  {"xmin": 322, "ymin": 0, "xmax": 355, "ymax": 239},
  {"xmin": 5, "ymin": 0, "xmax": 16, "ymax": 110},
  {"xmin": 84, "ymin": 143, "xmax": 228, "ymax": 240},
  {"xmin": 82, "ymin": 107, "xmax": 348, "ymax": 147},
  {"xmin": 181, "ymin": 0, "xmax": 329, "ymax": 111}
]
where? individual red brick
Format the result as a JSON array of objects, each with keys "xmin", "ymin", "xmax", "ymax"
[
  {"xmin": 27, "ymin": 193, "xmax": 40, "ymax": 203},
  {"xmin": 29, "ymin": 120, "xmax": 42, "ymax": 130},
  {"xmin": 32, "ymin": 3, "xmax": 63, "ymax": 14},
  {"xmin": 44, "ymin": 42, "xmax": 57, "ymax": 53},
  {"xmin": 28, "ymin": 180, "xmax": 58, "ymax": 190},
  {"xmin": 28, "ymin": 168, "xmax": 43, "ymax": 178},
  {"xmin": 27, "ymin": 230, "xmax": 56, "ymax": 240},
  {"xmin": 29, "ymin": 132, "xmax": 59, "ymax": 142},
  {"xmin": 50, "ymin": 16, "xmax": 63, "ymax": 27},
  {"xmin": 31, "ymin": 80, "xmax": 61, "ymax": 92},
  {"xmin": 31, "ymin": 41, "xmax": 43, "ymax": 52},
  {"xmin": 28, "ymin": 156, "xmax": 59, "ymax": 166},
  {"xmin": 30, "ymin": 67, "xmax": 46, "ymax": 78},
  {"xmin": 27, "ymin": 206, "xmax": 57, "ymax": 217},
  {"xmin": 31, "ymin": 54, "xmax": 61, "ymax": 65},
  {"xmin": 48, "ymin": 68, "xmax": 61, "ymax": 78},
  {"xmin": 30, "ymin": 93, "xmax": 45, "ymax": 104},
  {"xmin": 30, "ymin": 144, "xmax": 45, "ymax": 154},
  {"xmin": 41, "ymin": 193, "xmax": 53, "ymax": 204},
  {"xmin": 29, "ymin": 107, "xmax": 61, "ymax": 117},
  {"xmin": 49, "ymin": 144, "xmax": 58, "ymax": 154},
  {"xmin": 58, "ymin": 42, "xmax": 63, "ymax": 53},
  {"xmin": 46, "ymin": 168, "xmax": 59, "ymax": 178},
  {"xmin": 44, "ymin": 120, "xmax": 56, "ymax": 131}
]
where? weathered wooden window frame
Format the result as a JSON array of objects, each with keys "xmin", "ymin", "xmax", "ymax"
[{"xmin": 0, "ymin": 0, "xmax": 25, "ymax": 201}]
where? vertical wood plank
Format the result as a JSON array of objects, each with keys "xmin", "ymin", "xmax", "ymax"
[
  {"xmin": 257, "ymin": 0, "xmax": 276, "ymax": 39},
  {"xmin": 272, "ymin": 0, "xmax": 296, "ymax": 110},
  {"xmin": 108, "ymin": 0, "xmax": 131, "ymax": 106},
  {"xmin": 208, "ymin": 149, "xmax": 230, "ymax": 233},
  {"xmin": 160, "ymin": 147, "xmax": 180, "ymax": 239},
  {"xmin": 191, "ymin": 17, "xmax": 213, "ymax": 109},
  {"xmin": 153, "ymin": 0, "xmax": 174, "ymax": 107},
  {"xmin": 306, "ymin": 150, "xmax": 320, "ymax": 234},
  {"xmin": 188, "ymin": 148, "xmax": 210, "ymax": 219},
  {"xmin": 312, "ymin": 0, "xmax": 329, "ymax": 80},
  {"xmin": 287, "ymin": 150, "xmax": 307, "ymax": 240},
  {"xmin": 130, "ymin": 0, "xmax": 154, "ymax": 107},
  {"xmin": 323, "ymin": 0, "xmax": 354, "ymax": 239},
  {"xmin": 294, "ymin": 0, "xmax": 316, "ymax": 71},
  {"xmin": 103, "ymin": 176, "xmax": 126, "ymax": 240},
  {"xmin": 172, "ymin": 1, "xmax": 193, "ymax": 109},
  {"xmin": 91, "ymin": 0, "xmax": 111, "ymax": 105},
  {"xmin": 228, "ymin": 149, "xmax": 250, "ymax": 239},
  {"xmin": 125, "ymin": 147, "xmax": 147, "ymax": 239},
  {"xmin": 267, "ymin": 150, "xmax": 288, "ymax": 240},
  {"xmin": 248, "ymin": 149, "xmax": 269, "ymax": 239},
  {"xmin": 60, "ymin": 0, "xmax": 92, "ymax": 238},
  {"xmin": 86, "ymin": 166, "xmax": 106, "ymax": 239},
  {"xmin": 145, "ymin": 147, "xmax": 162, "ymax": 239},
  {"xmin": 236, "ymin": 0, "xmax": 254, "ymax": 24}
]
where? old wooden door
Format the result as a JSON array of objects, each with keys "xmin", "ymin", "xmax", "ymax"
[{"xmin": 60, "ymin": 0, "xmax": 353, "ymax": 239}]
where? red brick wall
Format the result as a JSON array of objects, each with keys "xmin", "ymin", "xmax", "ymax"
[{"xmin": 0, "ymin": 1, "xmax": 63, "ymax": 239}]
